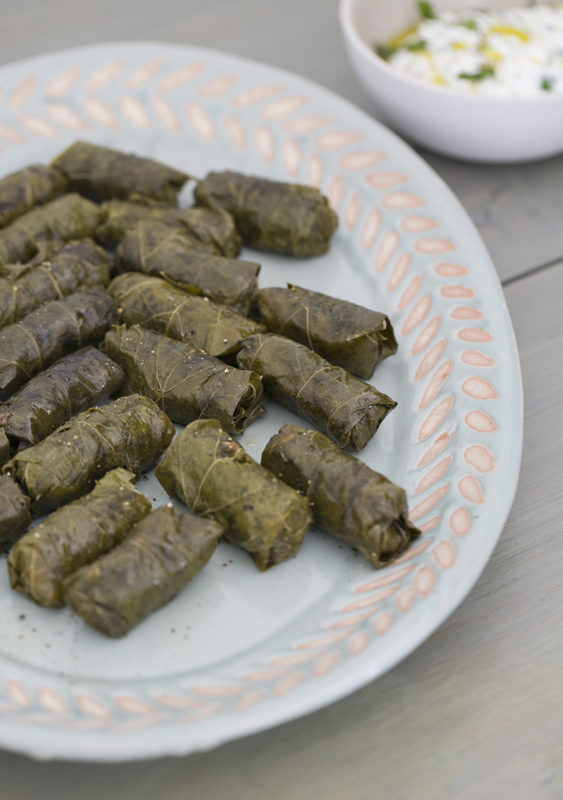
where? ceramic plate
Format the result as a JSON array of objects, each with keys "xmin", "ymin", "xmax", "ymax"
[{"xmin": 0, "ymin": 42, "xmax": 522, "ymax": 762}]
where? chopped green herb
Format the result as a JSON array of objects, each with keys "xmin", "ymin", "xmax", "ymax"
[
  {"xmin": 541, "ymin": 77, "xmax": 554, "ymax": 91},
  {"xmin": 417, "ymin": 2, "xmax": 436, "ymax": 19},
  {"xmin": 460, "ymin": 19, "xmax": 478, "ymax": 30},
  {"xmin": 406, "ymin": 39, "xmax": 428, "ymax": 52},
  {"xmin": 374, "ymin": 43, "xmax": 397, "ymax": 61},
  {"xmin": 458, "ymin": 65, "xmax": 496, "ymax": 82}
]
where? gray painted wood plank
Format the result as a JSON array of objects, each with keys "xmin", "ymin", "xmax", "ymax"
[
  {"xmin": 1, "ymin": 263, "xmax": 561, "ymax": 799},
  {"xmin": 1, "ymin": 0, "xmax": 563, "ymax": 280}
]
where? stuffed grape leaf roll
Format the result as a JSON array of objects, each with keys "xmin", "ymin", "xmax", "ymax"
[
  {"xmin": 0, "ymin": 240, "xmax": 67, "ymax": 280},
  {"xmin": 0, "ymin": 347, "xmax": 124, "ymax": 448},
  {"xmin": 0, "ymin": 164, "xmax": 67, "ymax": 228},
  {"xmin": 52, "ymin": 141, "xmax": 188, "ymax": 203},
  {"xmin": 257, "ymin": 285, "xmax": 398, "ymax": 379},
  {"xmin": 0, "ymin": 288, "xmax": 118, "ymax": 401},
  {"xmin": 0, "ymin": 239, "xmax": 111, "ymax": 328},
  {"xmin": 108, "ymin": 273, "xmax": 264, "ymax": 358},
  {"xmin": 96, "ymin": 200, "xmax": 241, "ymax": 256},
  {"xmin": 115, "ymin": 220, "xmax": 259, "ymax": 315},
  {"xmin": 236, "ymin": 333, "xmax": 396, "ymax": 451},
  {"xmin": 102, "ymin": 325, "xmax": 264, "ymax": 434},
  {"xmin": 64, "ymin": 505, "xmax": 223, "ymax": 637},
  {"xmin": 4, "ymin": 394, "xmax": 174, "ymax": 514},
  {"xmin": 0, "ymin": 193, "xmax": 102, "ymax": 265},
  {"xmin": 0, "ymin": 429, "xmax": 9, "ymax": 467},
  {"xmin": 0, "ymin": 474, "xmax": 31, "ymax": 552},
  {"xmin": 262, "ymin": 425, "xmax": 421, "ymax": 567},
  {"xmin": 194, "ymin": 169, "xmax": 338, "ymax": 257},
  {"xmin": 7, "ymin": 468, "xmax": 152, "ymax": 607},
  {"xmin": 156, "ymin": 419, "xmax": 311, "ymax": 571}
]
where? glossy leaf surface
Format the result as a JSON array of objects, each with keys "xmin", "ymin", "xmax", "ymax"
[
  {"xmin": 102, "ymin": 325, "xmax": 264, "ymax": 434},
  {"xmin": 156, "ymin": 419, "xmax": 311, "ymax": 571},
  {"xmin": 52, "ymin": 141, "xmax": 187, "ymax": 203},
  {"xmin": 194, "ymin": 169, "xmax": 338, "ymax": 257},
  {"xmin": 4, "ymin": 394, "xmax": 174, "ymax": 514},
  {"xmin": 0, "ymin": 346, "xmax": 124, "ymax": 447},
  {"xmin": 109, "ymin": 272, "xmax": 264, "ymax": 358},
  {"xmin": 7, "ymin": 468, "xmax": 151, "ymax": 608},
  {"xmin": 257, "ymin": 284, "xmax": 398, "ymax": 379},
  {"xmin": 64, "ymin": 505, "xmax": 223, "ymax": 637},
  {"xmin": 262, "ymin": 425, "xmax": 420, "ymax": 567},
  {"xmin": 0, "ymin": 288, "xmax": 118, "ymax": 401},
  {"xmin": 236, "ymin": 333, "xmax": 396, "ymax": 451}
]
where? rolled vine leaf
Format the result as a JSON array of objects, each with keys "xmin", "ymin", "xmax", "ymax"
[
  {"xmin": 96, "ymin": 200, "xmax": 241, "ymax": 256},
  {"xmin": 0, "ymin": 164, "xmax": 67, "ymax": 229},
  {"xmin": 115, "ymin": 219, "xmax": 259, "ymax": 314},
  {"xmin": 64, "ymin": 505, "xmax": 223, "ymax": 637},
  {"xmin": 0, "ymin": 474, "xmax": 31, "ymax": 552},
  {"xmin": 102, "ymin": 325, "xmax": 265, "ymax": 434},
  {"xmin": 0, "ymin": 288, "xmax": 119, "ymax": 401},
  {"xmin": 256, "ymin": 284, "xmax": 398, "ymax": 379},
  {"xmin": 0, "ymin": 193, "xmax": 102, "ymax": 265},
  {"xmin": 155, "ymin": 418, "xmax": 312, "ymax": 571},
  {"xmin": 108, "ymin": 272, "xmax": 264, "ymax": 358},
  {"xmin": 262, "ymin": 424, "xmax": 421, "ymax": 567},
  {"xmin": 194, "ymin": 169, "xmax": 338, "ymax": 257},
  {"xmin": 4, "ymin": 394, "xmax": 174, "ymax": 514},
  {"xmin": 7, "ymin": 468, "xmax": 152, "ymax": 608},
  {"xmin": 51, "ymin": 141, "xmax": 188, "ymax": 203},
  {"xmin": 236, "ymin": 333, "xmax": 396, "ymax": 451},
  {"xmin": 0, "ymin": 239, "xmax": 111, "ymax": 329},
  {"xmin": 0, "ymin": 347, "xmax": 124, "ymax": 448},
  {"xmin": 0, "ymin": 429, "xmax": 9, "ymax": 467}
]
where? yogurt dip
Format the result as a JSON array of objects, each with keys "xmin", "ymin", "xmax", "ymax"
[{"xmin": 376, "ymin": 2, "xmax": 563, "ymax": 96}]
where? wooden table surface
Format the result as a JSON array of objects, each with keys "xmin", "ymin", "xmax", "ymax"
[{"xmin": 1, "ymin": 2, "xmax": 562, "ymax": 798}]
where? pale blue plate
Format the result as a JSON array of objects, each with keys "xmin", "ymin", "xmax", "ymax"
[{"xmin": 0, "ymin": 42, "xmax": 522, "ymax": 761}]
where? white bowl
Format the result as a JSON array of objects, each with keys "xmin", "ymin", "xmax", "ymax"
[{"xmin": 339, "ymin": 0, "xmax": 563, "ymax": 162}]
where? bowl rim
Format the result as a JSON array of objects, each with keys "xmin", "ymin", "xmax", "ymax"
[{"xmin": 339, "ymin": 0, "xmax": 563, "ymax": 105}]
